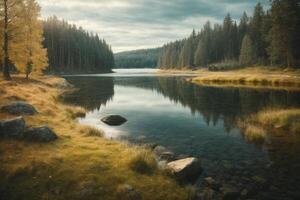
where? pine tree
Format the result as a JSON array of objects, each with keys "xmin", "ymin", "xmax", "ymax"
[
  {"xmin": 250, "ymin": 3, "xmax": 266, "ymax": 63},
  {"xmin": 268, "ymin": 0, "xmax": 300, "ymax": 67},
  {"xmin": 239, "ymin": 34, "xmax": 255, "ymax": 66},
  {"xmin": 43, "ymin": 17, "xmax": 114, "ymax": 73},
  {"xmin": 194, "ymin": 39, "xmax": 207, "ymax": 66},
  {"xmin": 179, "ymin": 37, "xmax": 194, "ymax": 68},
  {"xmin": 238, "ymin": 12, "xmax": 249, "ymax": 50}
]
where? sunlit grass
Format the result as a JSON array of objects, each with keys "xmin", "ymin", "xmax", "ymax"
[
  {"xmin": 237, "ymin": 108, "xmax": 300, "ymax": 143},
  {"xmin": 256, "ymin": 109, "xmax": 300, "ymax": 134},
  {"xmin": 0, "ymin": 75, "xmax": 189, "ymax": 200},
  {"xmin": 191, "ymin": 66, "xmax": 300, "ymax": 89},
  {"xmin": 79, "ymin": 125, "xmax": 104, "ymax": 137},
  {"xmin": 127, "ymin": 149, "xmax": 157, "ymax": 174}
]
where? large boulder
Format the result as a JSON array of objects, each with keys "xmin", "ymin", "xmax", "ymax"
[
  {"xmin": 24, "ymin": 126, "xmax": 58, "ymax": 142},
  {"xmin": 0, "ymin": 101, "xmax": 38, "ymax": 115},
  {"xmin": 101, "ymin": 115, "xmax": 127, "ymax": 126},
  {"xmin": 167, "ymin": 157, "xmax": 202, "ymax": 183},
  {"xmin": 0, "ymin": 117, "xmax": 26, "ymax": 138}
]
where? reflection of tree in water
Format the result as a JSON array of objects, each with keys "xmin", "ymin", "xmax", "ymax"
[
  {"xmin": 63, "ymin": 77, "xmax": 114, "ymax": 111},
  {"xmin": 156, "ymin": 77, "xmax": 300, "ymax": 132},
  {"xmin": 113, "ymin": 76, "xmax": 300, "ymax": 132}
]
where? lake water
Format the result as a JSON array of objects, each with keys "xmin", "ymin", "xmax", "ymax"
[{"xmin": 64, "ymin": 69, "xmax": 300, "ymax": 200}]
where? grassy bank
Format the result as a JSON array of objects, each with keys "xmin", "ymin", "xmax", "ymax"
[
  {"xmin": 0, "ymin": 75, "xmax": 189, "ymax": 200},
  {"xmin": 160, "ymin": 67, "xmax": 300, "ymax": 90},
  {"xmin": 192, "ymin": 67, "xmax": 300, "ymax": 89},
  {"xmin": 238, "ymin": 108, "xmax": 300, "ymax": 142}
]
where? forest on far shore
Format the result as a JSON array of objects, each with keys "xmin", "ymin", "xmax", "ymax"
[
  {"xmin": 114, "ymin": 48, "xmax": 162, "ymax": 69},
  {"xmin": 43, "ymin": 17, "xmax": 114, "ymax": 74},
  {"xmin": 0, "ymin": 0, "xmax": 114, "ymax": 80},
  {"xmin": 158, "ymin": 1, "xmax": 300, "ymax": 70}
]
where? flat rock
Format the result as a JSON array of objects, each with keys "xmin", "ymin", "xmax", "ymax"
[
  {"xmin": 24, "ymin": 126, "xmax": 58, "ymax": 142},
  {"xmin": 0, "ymin": 101, "xmax": 38, "ymax": 115},
  {"xmin": 167, "ymin": 157, "xmax": 202, "ymax": 182},
  {"xmin": 101, "ymin": 115, "xmax": 127, "ymax": 126},
  {"xmin": 0, "ymin": 117, "xmax": 26, "ymax": 138}
]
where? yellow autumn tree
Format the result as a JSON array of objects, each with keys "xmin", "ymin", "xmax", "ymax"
[
  {"xmin": 21, "ymin": 0, "xmax": 48, "ymax": 79},
  {"xmin": 0, "ymin": 0, "xmax": 48, "ymax": 79},
  {"xmin": 0, "ymin": 0, "xmax": 25, "ymax": 80}
]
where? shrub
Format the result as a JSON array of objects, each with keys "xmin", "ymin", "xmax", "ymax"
[
  {"xmin": 80, "ymin": 126, "xmax": 104, "ymax": 137},
  {"xmin": 128, "ymin": 150, "xmax": 157, "ymax": 174}
]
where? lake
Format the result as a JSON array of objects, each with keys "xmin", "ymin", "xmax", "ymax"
[{"xmin": 63, "ymin": 69, "xmax": 300, "ymax": 200}]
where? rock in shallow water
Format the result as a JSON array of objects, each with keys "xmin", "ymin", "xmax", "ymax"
[
  {"xmin": 0, "ymin": 117, "xmax": 26, "ymax": 138},
  {"xmin": 167, "ymin": 157, "xmax": 202, "ymax": 183},
  {"xmin": 24, "ymin": 126, "xmax": 58, "ymax": 142},
  {"xmin": 220, "ymin": 185, "xmax": 240, "ymax": 200},
  {"xmin": 101, "ymin": 115, "xmax": 127, "ymax": 126},
  {"xmin": 153, "ymin": 145, "xmax": 175, "ymax": 161},
  {"xmin": 0, "ymin": 101, "xmax": 38, "ymax": 115}
]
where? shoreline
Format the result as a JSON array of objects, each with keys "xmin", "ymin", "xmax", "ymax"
[
  {"xmin": 159, "ymin": 67, "xmax": 300, "ymax": 90},
  {"xmin": 0, "ymin": 75, "xmax": 189, "ymax": 200}
]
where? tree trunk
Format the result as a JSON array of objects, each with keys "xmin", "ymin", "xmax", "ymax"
[{"xmin": 3, "ymin": 0, "xmax": 11, "ymax": 80}]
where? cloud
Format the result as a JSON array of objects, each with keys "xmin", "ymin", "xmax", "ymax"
[{"xmin": 37, "ymin": 0, "xmax": 269, "ymax": 52}]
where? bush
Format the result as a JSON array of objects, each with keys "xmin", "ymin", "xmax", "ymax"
[
  {"xmin": 128, "ymin": 150, "xmax": 157, "ymax": 174},
  {"xmin": 80, "ymin": 126, "xmax": 104, "ymax": 137}
]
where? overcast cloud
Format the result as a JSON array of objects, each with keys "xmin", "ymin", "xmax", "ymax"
[{"xmin": 37, "ymin": 0, "xmax": 269, "ymax": 53}]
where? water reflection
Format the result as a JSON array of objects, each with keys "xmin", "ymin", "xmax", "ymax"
[
  {"xmin": 63, "ymin": 75, "xmax": 300, "ymax": 199},
  {"xmin": 63, "ymin": 77, "xmax": 114, "ymax": 110}
]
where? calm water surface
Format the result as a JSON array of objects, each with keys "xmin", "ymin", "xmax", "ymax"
[{"xmin": 64, "ymin": 69, "xmax": 300, "ymax": 200}]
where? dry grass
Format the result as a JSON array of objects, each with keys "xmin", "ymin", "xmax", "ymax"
[
  {"xmin": 256, "ymin": 109, "xmax": 300, "ymax": 134},
  {"xmin": 127, "ymin": 149, "xmax": 157, "ymax": 174},
  {"xmin": 190, "ymin": 67, "xmax": 300, "ymax": 89},
  {"xmin": 79, "ymin": 125, "xmax": 104, "ymax": 137},
  {"xmin": 237, "ymin": 108, "xmax": 300, "ymax": 142},
  {"xmin": 237, "ymin": 121, "xmax": 267, "ymax": 142},
  {"xmin": 0, "ymin": 75, "xmax": 188, "ymax": 200}
]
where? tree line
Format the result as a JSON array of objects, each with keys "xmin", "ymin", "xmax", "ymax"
[
  {"xmin": 43, "ymin": 16, "xmax": 114, "ymax": 74},
  {"xmin": 159, "ymin": 1, "xmax": 300, "ymax": 69},
  {"xmin": 0, "ymin": 0, "xmax": 114, "ymax": 80},
  {"xmin": 114, "ymin": 48, "xmax": 162, "ymax": 69}
]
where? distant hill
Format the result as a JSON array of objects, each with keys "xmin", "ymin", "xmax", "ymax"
[{"xmin": 114, "ymin": 48, "xmax": 162, "ymax": 68}]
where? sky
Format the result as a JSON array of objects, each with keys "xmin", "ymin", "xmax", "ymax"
[{"xmin": 37, "ymin": 0, "xmax": 269, "ymax": 53}]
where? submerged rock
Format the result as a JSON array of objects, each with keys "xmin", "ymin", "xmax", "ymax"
[
  {"xmin": 153, "ymin": 145, "xmax": 175, "ymax": 161},
  {"xmin": 204, "ymin": 177, "xmax": 221, "ymax": 191},
  {"xmin": 0, "ymin": 117, "xmax": 26, "ymax": 138},
  {"xmin": 167, "ymin": 157, "xmax": 202, "ymax": 183},
  {"xmin": 24, "ymin": 126, "xmax": 58, "ymax": 142},
  {"xmin": 220, "ymin": 185, "xmax": 240, "ymax": 200},
  {"xmin": 101, "ymin": 115, "xmax": 127, "ymax": 126},
  {"xmin": 0, "ymin": 101, "xmax": 38, "ymax": 115}
]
